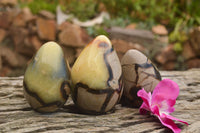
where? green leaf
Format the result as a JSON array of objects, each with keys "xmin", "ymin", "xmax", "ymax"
[{"xmin": 173, "ymin": 42, "xmax": 183, "ymax": 53}]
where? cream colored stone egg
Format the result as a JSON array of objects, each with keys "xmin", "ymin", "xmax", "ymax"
[
  {"xmin": 23, "ymin": 41, "xmax": 70, "ymax": 113},
  {"xmin": 121, "ymin": 49, "xmax": 161, "ymax": 107},
  {"xmin": 70, "ymin": 35, "xmax": 123, "ymax": 114}
]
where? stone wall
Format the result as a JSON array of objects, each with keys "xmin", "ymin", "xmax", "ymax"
[
  {"xmin": 0, "ymin": 6, "xmax": 149, "ymax": 76},
  {"xmin": 0, "ymin": 6, "xmax": 92, "ymax": 76},
  {"xmin": 1, "ymin": 2, "xmax": 200, "ymax": 76}
]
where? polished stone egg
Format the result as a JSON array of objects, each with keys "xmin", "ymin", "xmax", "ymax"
[
  {"xmin": 121, "ymin": 49, "xmax": 161, "ymax": 107},
  {"xmin": 70, "ymin": 35, "xmax": 123, "ymax": 114},
  {"xmin": 23, "ymin": 41, "xmax": 70, "ymax": 113}
]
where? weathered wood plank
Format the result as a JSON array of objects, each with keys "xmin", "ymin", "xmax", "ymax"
[
  {"xmin": 109, "ymin": 27, "xmax": 155, "ymax": 46},
  {"xmin": 0, "ymin": 69, "xmax": 200, "ymax": 133}
]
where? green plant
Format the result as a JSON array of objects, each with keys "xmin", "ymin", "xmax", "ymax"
[
  {"xmin": 104, "ymin": 17, "xmax": 131, "ymax": 28},
  {"xmin": 64, "ymin": 0, "xmax": 98, "ymax": 21},
  {"xmin": 100, "ymin": 0, "xmax": 179, "ymax": 26},
  {"xmin": 19, "ymin": 0, "xmax": 59, "ymax": 14},
  {"xmin": 86, "ymin": 26, "xmax": 108, "ymax": 37},
  {"xmin": 169, "ymin": 19, "xmax": 188, "ymax": 53},
  {"xmin": 99, "ymin": 0, "xmax": 133, "ymax": 17},
  {"xmin": 177, "ymin": 0, "xmax": 200, "ymax": 27}
]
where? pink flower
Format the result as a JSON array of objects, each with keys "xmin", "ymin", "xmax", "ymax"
[{"xmin": 137, "ymin": 79, "xmax": 188, "ymax": 133}]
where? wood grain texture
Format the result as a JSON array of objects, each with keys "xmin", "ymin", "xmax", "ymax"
[
  {"xmin": 0, "ymin": 69, "xmax": 200, "ymax": 133},
  {"xmin": 109, "ymin": 27, "xmax": 155, "ymax": 44}
]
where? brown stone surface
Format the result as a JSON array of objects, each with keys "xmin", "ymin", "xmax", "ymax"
[
  {"xmin": 163, "ymin": 61, "xmax": 176, "ymax": 70},
  {"xmin": 0, "ymin": 66, "xmax": 12, "ymax": 76},
  {"xmin": 0, "ymin": 46, "xmax": 18, "ymax": 67},
  {"xmin": 39, "ymin": 10, "xmax": 55, "ymax": 20},
  {"xmin": 157, "ymin": 35, "xmax": 168, "ymax": 44},
  {"xmin": 0, "ymin": 10, "xmax": 15, "ymax": 29},
  {"xmin": 9, "ymin": 27, "xmax": 35, "ymax": 56},
  {"xmin": 189, "ymin": 27, "xmax": 200, "ymax": 56},
  {"xmin": 58, "ymin": 21, "xmax": 71, "ymax": 31},
  {"xmin": 0, "ymin": 0, "xmax": 17, "ymax": 6},
  {"xmin": 182, "ymin": 42, "xmax": 196, "ymax": 60},
  {"xmin": 59, "ymin": 23, "xmax": 90, "ymax": 47},
  {"xmin": 75, "ymin": 48, "xmax": 83, "ymax": 58},
  {"xmin": 116, "ymin": 52, "xmax": 124, "ymax": 61},
  {"xmin": 19, "ymin": 0, "xmax": 33, "ymax": 3},
  {"xmin": 111, "ymin": 39, "xmax": 146, "ymax": 53},
  {"xmin": 152, "ymin": 24, "xmax": 168, "ymax": 35},
  {"xmin": 62, "ymin": 46, "xmax": 76, "ymax": 65},
  {"xmin": 36, "ymin": 18, "xmax": 56, "ymax": 41},
  {"xmin": 9, "ymin": 27, "xmax": 29, "ymax": 46},
  {"xmin": 126, "ymin": 23, "xmax": 137, "ymax": 30},
  {"xmin": 12, "ymin": 13, "xmax": 26, "ymax": 27},
  {"xmin": 27, "ymin": 22, "xmax": 37, "ymax": 34},
  {"xmin": 12, "ymin": 7, "xmax": 35, "ymax": 27},
  {"xmin": 187, "ymin": 58, "xmax": 200, "ymax": 69},
  {"xmin": 0, "ymin": 28, "xmax": 6, "ymax": 43},
  {"xmin": 0, "ymin": 56, "xmax": 2, "ymax": 70},
  {"xmin": 1, "ymin": 69, "xmax": 200, "ymax": 132},
  {"xmin": 0, "ymin": 46, "xmax": 27, "ymax": 68},
  {"xmin": 155, "ymin": 44, "xmax": 177, "ymax": 64},
  {"xmin": 30, "ymin": 35, "xmax": 42, "ymax": 51},
  {"xmin": 15, "ymin": 43, "xmax": 35, "ymax": 57}
]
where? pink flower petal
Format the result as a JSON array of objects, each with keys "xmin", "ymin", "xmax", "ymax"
[
  {"xmin": 151, "ymin": 105, "xmax": 160, "ymax": 116},
  {"xmin": 157, "ymin": 114, "xmax": 182, "ymax": 133},
  {"xmin": 163, "ymin": 113, "xmax": 189, "ymax": 125},
  {"xmin": 139, "ymin": 102, "xmax": 150, "ymax": 115},
  {"xmin": 137, "ymin": 88, "xmax": 151, "ymax": 114},
  {"xmin": 151, "ymin": 79, "xmax": 180, "ymax": 113},
  {"xmin": 137, "ymin": 79, "xmax": 188, "ymax": 132},
  {"xmin": 152, "ymin": 79, "xmax": 179, "ymax": 102}
]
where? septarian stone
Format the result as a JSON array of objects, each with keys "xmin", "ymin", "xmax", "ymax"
[
  {"xmin": 121, "ymin": 49, "xmax": 161, "ymax": 107},
  {"xmin": 71, "ymin": 35, "xmax": 123, "ymax": 114},
  {"xmin": 23, "ymin": 41, "xmax": 70, "ymax": 113}
]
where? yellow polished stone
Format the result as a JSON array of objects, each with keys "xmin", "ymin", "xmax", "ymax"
[
  {"xmin": 24, "ymin": 41, "xmax": 69, "ymax": 112},
  {"xmin": 71, "ymin": 35, "xmax": 112, "ymax": 90}
]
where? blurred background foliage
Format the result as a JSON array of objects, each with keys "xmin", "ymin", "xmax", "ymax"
[
  {"xmin": 0, "ymin": 0, "xmax": 198, "ymax": 76},
  {"xmin": 19, "ymin": 0, "xmax": 200, "ymax": 26},
  {"xmin": 19, "ymin": 0, "xmax": 200, "ymax": 51}
]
